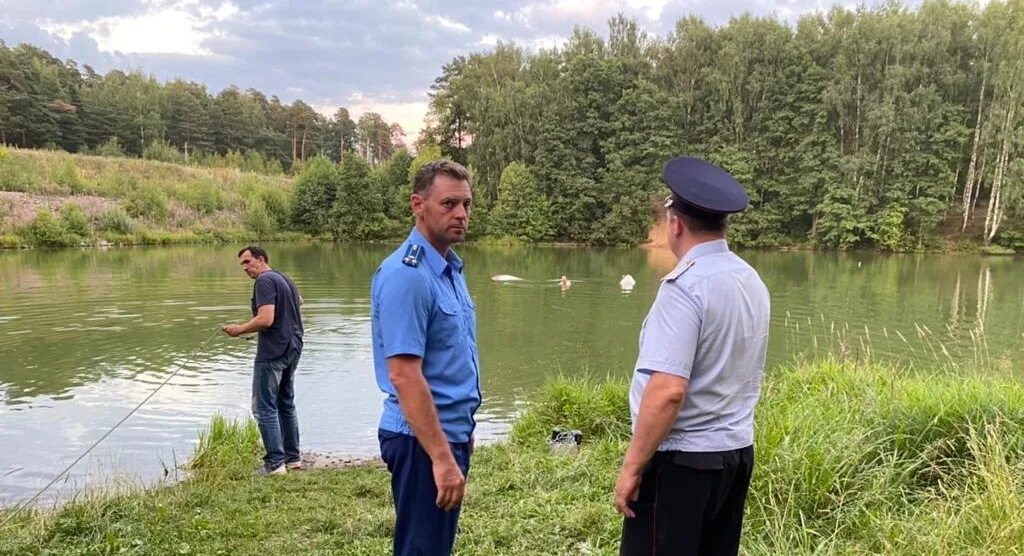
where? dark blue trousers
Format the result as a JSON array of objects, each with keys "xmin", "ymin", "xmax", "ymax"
[{"xmin": 379, "ymin": 430, "xmax": 471, "ymax": 556}]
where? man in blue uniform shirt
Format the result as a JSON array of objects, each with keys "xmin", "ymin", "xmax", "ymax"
[
  {"xmin": 614, "ymin": 157, "xmax": 771, "ymax": 556},
  {"xmin": 371, "ymin": 160, "xmax": 481, "ymax": 556}
]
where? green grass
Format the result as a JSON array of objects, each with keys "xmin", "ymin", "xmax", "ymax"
[{"xmin": 2, "ymin": 360, "xmax": 1023, "ymax": 554}]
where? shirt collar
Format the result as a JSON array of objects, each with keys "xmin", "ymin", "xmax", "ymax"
[
  {"xmin": 408, "ymin": 227, "xmax": 463, "ymax": 276},
  {"xmin": 682, "ymin": 239, "xmax": 730, "ymax": 262}
]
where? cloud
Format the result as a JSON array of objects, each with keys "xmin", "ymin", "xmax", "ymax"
[
  {"xmin": 37, "ymin": 1, "xmax": 239, "ymax": 55},
  {"xmin": 427, "ymin": 15, "xmax": 471, "ymax": 33},
  {"xmin": 311, "ymin": 95, "xmax": 429, "ymax": 145}
]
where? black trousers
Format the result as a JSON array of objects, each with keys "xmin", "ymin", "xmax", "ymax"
[{"xmin": 620, "ymin": 446, "xmax": 755, "ymax": 556}]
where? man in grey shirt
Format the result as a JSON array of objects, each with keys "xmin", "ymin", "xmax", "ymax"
[
  {"xmin": 614, "ymin": 157, "xmax": 770, "ymax": 556},
  {"xmin": 222, "ymin": 245, "xmax": 304, "ymax": 476}
]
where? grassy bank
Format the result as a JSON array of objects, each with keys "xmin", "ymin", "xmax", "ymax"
[
  {"xmin": 0, "ymin": 147, "xmax": 298, "ymax": 248},
  {"xmin": 2, "ymin": 360, "xmax": 1023, "ymax": 554}
]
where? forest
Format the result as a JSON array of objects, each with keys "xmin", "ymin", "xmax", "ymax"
[{"xmin": 2, "ymin": 0, "xmax": 1022, "ymax": 249}]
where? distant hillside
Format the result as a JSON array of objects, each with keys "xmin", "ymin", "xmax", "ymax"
[{"xmin": 0, "ymin": 147, "xmax": 296, "ymax": 248}]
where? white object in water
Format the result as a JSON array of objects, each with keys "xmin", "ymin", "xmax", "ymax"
[
  {"xmin": 491, "ymin": 274, "xmax": 524, "ymax": 282},
  {"xmin": 559, "ymin": 275, "xmax": 572, "ymax": 290},
  {"xmin": 619, "ymin": 274, "xmax": 636, "ymax": 291}
]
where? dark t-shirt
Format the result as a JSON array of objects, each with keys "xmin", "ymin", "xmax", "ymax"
[{"xmin": 251, "ymin": 269, "xmax": 303, "ymax": 361}]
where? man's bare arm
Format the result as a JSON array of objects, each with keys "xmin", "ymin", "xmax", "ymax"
[{"xmin": 388, "ymin": 355, "xmax": 465, "ymax": 511}]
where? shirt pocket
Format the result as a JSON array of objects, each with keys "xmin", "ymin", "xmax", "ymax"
[{"xmin": 435, "ymin": 295, "xmax": 464, "ymax": 347}]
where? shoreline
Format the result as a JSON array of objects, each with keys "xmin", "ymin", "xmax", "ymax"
[{"xmin": 0, "ymin": 234, "xmax": 1016, "ymax": 255}]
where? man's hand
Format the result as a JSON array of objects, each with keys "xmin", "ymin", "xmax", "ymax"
[
  {"xmin": 614, "ymin": 466, "xmax": 642, "ymax": 518},
  {"xmin": 432, "ymin": 457, "xmax": 466, "ymax": 511},
  {"xmin": 221, "ymin": 324, "xmax": 245, "ymax": 337}
]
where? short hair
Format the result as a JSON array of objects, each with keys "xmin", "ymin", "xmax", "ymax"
[
  {"xmin": 412, "ymin": 160, "xmax": 471, "ymax": 195},
  {"xmin": 238, "ymin": 245, "xmax": 269, "ymax": 263},
  {"xmin": 668, "ymin": 194, "xmax": 728, "ymax": 234}
]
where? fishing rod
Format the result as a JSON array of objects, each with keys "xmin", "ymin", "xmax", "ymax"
[{"xmin": 0, "ymin": 329, "xmax": 222, "ymax": 529}]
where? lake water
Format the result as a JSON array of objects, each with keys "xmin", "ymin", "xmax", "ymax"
[{"xmin": 1, "ymin": 243, "xmax": 1021, "ymax": 505}]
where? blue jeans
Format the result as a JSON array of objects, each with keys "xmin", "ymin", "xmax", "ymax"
[
  {"xmin": 251, "ymin": 347, "xmax": 301, "ymax": 469},
  {"xmin": 379, "ymin": 430, "xmax": 472, "ymax": 556}
]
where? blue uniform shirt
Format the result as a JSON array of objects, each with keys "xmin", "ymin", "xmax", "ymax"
[{"xmin": 371, "ymin": 227, "xmax": 482, "ymax": 443}]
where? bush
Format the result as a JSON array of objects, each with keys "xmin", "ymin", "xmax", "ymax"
[
  {"xmin": 97, "ymin": 137, "xmax": 126, "ymax": 157},
  {"xmin": 0, "ymin": 148, "xmax": 41, "ymax": 192},
  {"xmin": 223, "ymin": 150, "xmax": 244, "ymax": 170},
  {"xmin": 123, "ymin": 184, "xmax": 169, "ymax": 222},
  {"xmin": 264, "ymin": 158, "xmax": 285, "ymax": 175},
  {"xmin": 179, "ymin": 179, "xmax": 226, "ymax": 215},
  {"xmin": 290, "ymin": 157, "xmax": 339, "ymax": 234},
  {"xmin": 96, "ymin": 207, "xmax": 135, "ymax": 234},
  {"xmin": 0, "ymin": 233, "xmax": 24, "ymax": 248},
  {"xmin": 52, "ymin": 161, "xmax": 86, "ymax": 194},
  {"xmin": 243, "ymin": 196, "xmax": 276, "ymax": 239},
  {"xmin": 60, "ymin": 203, "xmax": 91, "ymax": 240},
  {"xmin": 143, "ymin": 140, "xmax": 185, "ymax": 164},
  {"xmin": 25, "ymin": 209, "xmax": 72, "ymax": 247},
  {"xmin": 241, "ymin": 150, "xmax": 267, "ymax": 174},
  {"xmin": 91, "ymin": 171, "xmax": 137, "ymax": 197}
]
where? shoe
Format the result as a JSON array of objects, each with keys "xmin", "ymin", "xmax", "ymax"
[
  {"xmin": 285, "ymin": 460, "xmax": 303, "ymax": 470},
  {"xmin": 254, "ymin": 464, "xmax": 286, "ymax": 476}
]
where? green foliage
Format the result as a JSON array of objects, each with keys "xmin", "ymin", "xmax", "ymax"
[
  {"xmin": 91, "ymin": 170, "xmax": 137, "ymax": 197},
  {"xmin": 178, "ymin": 179, "xmax": 226, "ymax": 215},
  {"xmin": 392, "ymin": 144, "xmax": 445, "ymax": 221},
  {"xmin": 375, "ymin": 149, "xmax": 413, "ymax": 219},
  {"xmin": 25, "ymin": 209, "xmax": 72, "ymax": 247},
  {"xmin": 189, "ymin": 415, "xmax": 262, "ymax": 477},
  {"xmin": 52, "ymin": 161, "xmax": 86, "ymax": 194},
  {"xmin": 408, "ymin": 144, "xmax": 444, "ymax": 185},
  {"xmin": 95, "ymin": 207, "xmax": 134, "ymax": 234},
  {"xmin": 0, "ymin": 149, "xmax": 41, "ymax": 192},
  {"xmin": 122, "ymin": 184, "xmax": 169, "ymax": 222},
  {"xmin": 59, "ymin": 203, "xmax": 90, "ymax": 240},
  {"xmin": 222, "ymin": 149, "xmax": 244, "ymax": 169},
  {"xmin": 490, "ymin": 162, "xmax": 554, "ymax": 242},
  {"xmin": 243, "ymin": 196, "xmax": 276, "ymax": 239},
  {"xmin": 331, "ymin": 154, "xmax": 389, "ymax": 240},
  {"xmin": 240, "ymin": 180, "xmax": 290, "ymax": 229},
  {"xmin": 510, "ymin": 377, "xmax": 631, "ymax": 446},
  {"xmin": 142, "ymin": 140, "xmax": 185, "ymax": 164},
  {"xmin": 290, "ymin": 156, "xmax": 339, "ymax": 234},
  {"xmin": 241, "ymin": 150, "xmax": 270, "ymax": 174},
  {"xmin": 0, "ymin": 234, "xmax": 23, "ymax": 248},
  {"xmin": 97, "ymin": 137, "xmax": 126, "ymax": 157}
]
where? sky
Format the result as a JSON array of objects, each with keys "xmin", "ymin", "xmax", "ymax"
[{"xmin": 0, "ymin": 0, "xmax": 922, "ymax": 141}]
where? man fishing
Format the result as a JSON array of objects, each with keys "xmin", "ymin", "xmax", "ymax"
[{"xmin": 223, "ymin": 245, "xmax": 304, "ymax": 476}]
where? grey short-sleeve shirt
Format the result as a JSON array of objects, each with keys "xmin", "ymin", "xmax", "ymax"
[
  {"xmin": 252, "ymin": 269, "xmax": 303, "ymax": 362},
  {"xmin": 629, "ymin": 239, "xmax": 770, "ymax": 452}
]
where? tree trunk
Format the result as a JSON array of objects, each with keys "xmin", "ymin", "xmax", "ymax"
[
  {"xmin": 291, "ymin": 127, "xmax": 297, "ymax": 163},
  {"xmin": 983, "ymin": 131, "xmax": 1010, "ymax": 244},
  {"xmin": 962, "ymin": 67, "xmax": 986, "ymax": 232},
  {"xmin": 300, "ymin": 127, "xmax": 308, "ymax": 162}
]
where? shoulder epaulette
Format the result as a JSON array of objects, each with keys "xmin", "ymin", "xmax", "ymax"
[
  {"xmin": 662, "ymin": 259, "xmax": 695, "ymax": 282},
  {"xmin": 402, "ymin": 244, "xmax": 424, "ymax": 267}
]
